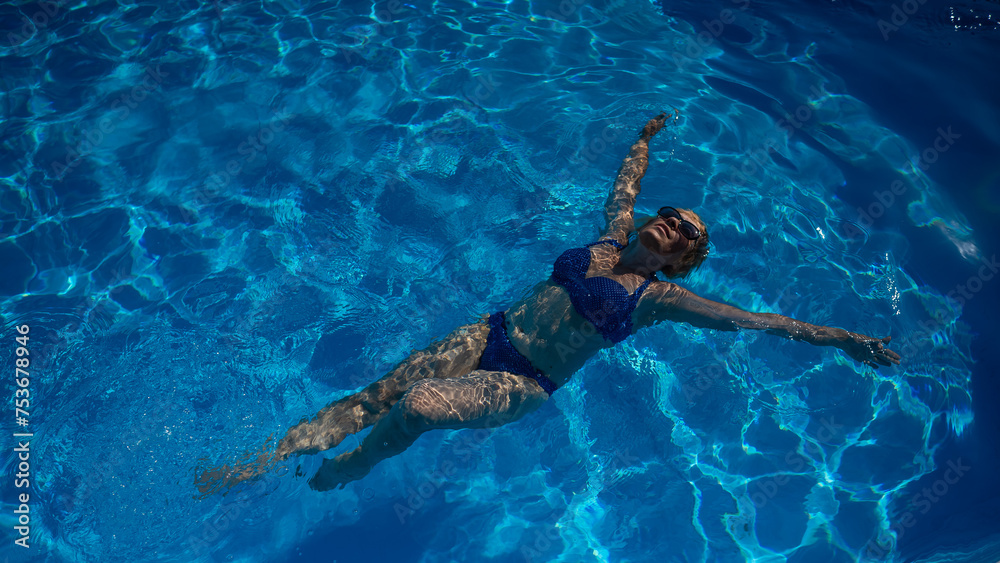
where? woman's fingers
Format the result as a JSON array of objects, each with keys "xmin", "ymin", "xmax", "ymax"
[
  {"xmin": 877, "ymin": 335, "xmax": 901, "ymax": 364},
  {"xmin": 848, "ymin": 333, "xmax": 902, "ymax": 368},
  {"xmin": 640, "ymin": 112, "xmax": 670, "ymax": 138}
]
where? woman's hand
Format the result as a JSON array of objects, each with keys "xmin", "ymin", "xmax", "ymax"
[
  {"xmin": 840, "ymin": 333, "xmax": 902, "ymax": 369},
  {"xmin": 639, "ymin": 111, "xmax": 675, "ymax": 140}
]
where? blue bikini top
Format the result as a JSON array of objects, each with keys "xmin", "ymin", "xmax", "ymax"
[{"xmin": 551, "ymin": 239, "xmax": 654, "ymax": 343}]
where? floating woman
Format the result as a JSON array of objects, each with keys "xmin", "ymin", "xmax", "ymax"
[{"xmin": 196, "ymin": 111, "xmax": 900, "ymax": 493}]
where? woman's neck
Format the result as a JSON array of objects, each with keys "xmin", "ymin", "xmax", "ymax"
[{"xmin": 614, "ymin": 239, "xmax": 676, "ymax": 276}]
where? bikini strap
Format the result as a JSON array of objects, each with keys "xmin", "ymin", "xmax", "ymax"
[
  {"xmin": 585, "ymin": 239, "xmax": 625, "ymax": 250},
  {"xmin": 637, "ymin": 275, "xmax": 655, "ymax": 291}
]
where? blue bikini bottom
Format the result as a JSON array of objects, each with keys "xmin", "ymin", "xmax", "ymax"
[{"xmin": 478, "ymin": 311, "xmax": 559, "ymax": 396}]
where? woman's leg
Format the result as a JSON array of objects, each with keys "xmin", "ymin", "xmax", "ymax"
[
  {"xmin": 309, "ymin": 370, "xmax": 549, "ymax": 491},
  {"xmin": 274, "ymin": 317, "xmax": 491, "ymax": 460},
  {"xmin": 195, "ymin": 317, "xmax": 490, "ymax": 494}
]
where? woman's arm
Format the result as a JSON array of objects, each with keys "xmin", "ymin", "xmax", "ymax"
[
  {"xmin": 600, "ymin": 112, "xmax": 674, "ymax": 244},
  {"xmin": 637, "ymin": 283, "xmax": 902, "ymax": 368}
]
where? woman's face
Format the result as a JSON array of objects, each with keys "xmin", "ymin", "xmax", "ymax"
[{"xmin": 637, "ymin": 208, "xmax": 703, "ymax": 260}]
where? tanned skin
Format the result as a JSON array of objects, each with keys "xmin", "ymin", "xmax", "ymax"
[{"xmin": 195, "ymin": 112, "xmax": 900, "ymax": 494}]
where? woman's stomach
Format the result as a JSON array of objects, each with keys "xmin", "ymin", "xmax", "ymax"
[{"xmin": 504, "ymin": 279, "xmax": 615, "ymax": 385}]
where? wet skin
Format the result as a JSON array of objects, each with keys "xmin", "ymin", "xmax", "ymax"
[
  {"xmin": 504, "ymin": 207, "xmax": 703, "ymax": 386},
  {"xmin": 195, "ymin": 112, "xmax": 901, "ymax": 494}
]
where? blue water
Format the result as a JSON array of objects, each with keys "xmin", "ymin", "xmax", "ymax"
[{"xmin": 1, "ymin": 0, "xmax": 998, "ymax": 561}]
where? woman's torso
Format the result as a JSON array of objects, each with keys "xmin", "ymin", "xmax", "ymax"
[{"xmin": 503, "ymin": 240, "xmax": 656, "ymax": 387}]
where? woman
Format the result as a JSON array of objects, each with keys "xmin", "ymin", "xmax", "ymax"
[{"xmin": 197, "ymin": 112, "xmax": 900, "ymax": 493}]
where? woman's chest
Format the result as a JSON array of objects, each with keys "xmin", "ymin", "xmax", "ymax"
[{"xmin": 579, "ymin": 246, "xmax": 648, "ymax": 294}]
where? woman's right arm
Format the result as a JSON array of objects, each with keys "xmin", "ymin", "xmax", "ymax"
[{"xmin": 599, "ymin": 112, "xmax": 674, "ymax": 244}]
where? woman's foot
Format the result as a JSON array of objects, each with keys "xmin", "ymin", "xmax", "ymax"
[
  {"xmin": 194, "ymin": 451, "xmax": 273, "ymax": 496},
  {"xmin": 308, "ymin": 451, "xmax": 371, "ymax": 491}
]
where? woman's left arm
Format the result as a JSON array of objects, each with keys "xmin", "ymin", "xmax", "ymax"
[{"xmin": 637, "ymin": 283, "xmax": 902, "ymax": 368}]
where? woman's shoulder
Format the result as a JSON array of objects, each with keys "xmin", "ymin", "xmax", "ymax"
[
  {"xmin": 641, "ymin": 280, "xmax": 684, "ymax": 300},
  {"xmin": 593, "ymin": 227, "xmax": 629, "ymax": 247},
  {"xmin": 587, "ymin": 238, "xmax": 626, "ymax": 250}
]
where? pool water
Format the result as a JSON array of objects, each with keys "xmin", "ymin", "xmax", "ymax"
[{"xmin": 1, "ymin": 0, "xmax": 998, "ymax": 561}]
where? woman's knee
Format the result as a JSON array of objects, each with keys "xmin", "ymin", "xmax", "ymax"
[
  {"xmin": 502, "ymin": 377, "xmax": 548, "ymax": 422},
  {"xmin": 398, "ymin": 373, "xmax": 547, "ymax": 432},
  {"xmin": 397, "ymin": 379, "xmax": 449, "ymax": 434}
]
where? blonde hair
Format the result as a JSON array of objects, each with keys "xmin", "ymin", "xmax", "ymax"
[{"xmin": 634, "ymin": 209, "xmax": 710, "ymax": 279}]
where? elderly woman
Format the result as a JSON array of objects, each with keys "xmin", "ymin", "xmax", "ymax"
[{"xmin": 197, "ymin": 112, "xmax": 900, "ymax": 493}]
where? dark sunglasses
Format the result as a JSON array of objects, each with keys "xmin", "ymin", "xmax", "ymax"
[{"xmin": 657, "ymin": 206, "xmax": 702, "ymax": 240}]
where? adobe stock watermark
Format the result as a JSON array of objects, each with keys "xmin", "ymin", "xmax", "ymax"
[
  {"xmin": 50, "ymin": 65, "xmax": 170, "ymax": 181},
  {"xmin": 31, "ymin": 260, "xmax": 136, "ymax": 372},
  {"xmin": 551, "ymin": 117, "xmax": 624, "ymax": 185},
  {"xmin": 519, "ymin": 511, "xmax": 563, "ymax": 563},
  {"xmin": 392, "ymin": 411, "xmax": 505, "ymax": 524},
  {"xmin": 863, "ymin": 458, "xmax": 971, "ymax": 560},
  {"xmin": 390, "ymin": 460, "xmax": 460, "ymax": 524},
  {"xmin": 890, "ymin": 253, "xmax": 997, "ymax": 360},
  {"xmin": 376, "ymin": 69, "xmax": 498, "ymax": 198},
  {"xmin": 397, "ymin": 278, "xmax": 477, "ymax": 331},
  {"xmin": 212, "ymin": 0, "xmax": 244, "ymax": 17},
  {"xmin": 5, "ymin": 0, "xmax": 68, "ymax": 53},
  {"xmin": 877, "ymin": 0, "xmax": 931, "ymax": 40},
  {"xmin": 944, "ymin": 254, "xmax": 998, "ymax": 308},
  {"xmin": 553, "ymin": 112, "xmax": 681, "ymax": 216},
  {"xmin": 337, "ymin": 0, "xmax": 406, "ymax": 66},
  {"xmin": 214, "ymin": 0, "xmax": 405, "ymax": 82},
  {"xmin": 552, "ymin": 301, "xmax": 620, "ymax": 364},
  {"xmin": 743, "ymin": 416, "xmax": 845, "ymax": 510},
  {"xmin": 606, "ymin": 447, "xmax": 641, "ymax": 472},
  {"xmin": 62, "ymin": 388, "xmax": 181, "ymax": 517},
  {"xmin": 187, "ymin": 471, "xmax": 283, "ymax": 557},
  {"xmin": 672, "ymin": 0, "xmax": 751, "ymax": 70},
  {"xmin": 177, "ymin": 107, "xmax": 295, "ymax": 224},
  {"xmin": 202, "ymin": 108, "xmax": 294, "ymax": 193},
  {"xmin": 223, "ymin": 0, "xmax": 401, "ymax": 72},
  {"xmin": 845, "ymin": 126, "xmax": 960, "ymax": 239},
  {"xmin": 541, "ymin": 0, "xmax": 586, "ymax": 22},
  {"xmin": 678, "ymin": 363, "xmax": 728, "ymax": 405},
  {"xmin": 718, "ymin": 84, "xmax": 826, "ymax": 189},
  {"xmin": 34, "ymin": 261, "xmax": 175, "ymax": 515}
]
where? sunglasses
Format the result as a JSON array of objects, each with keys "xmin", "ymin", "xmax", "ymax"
[{"xmin": 657, "ymin": 207, "xmax": 702, "ymax": 240}]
